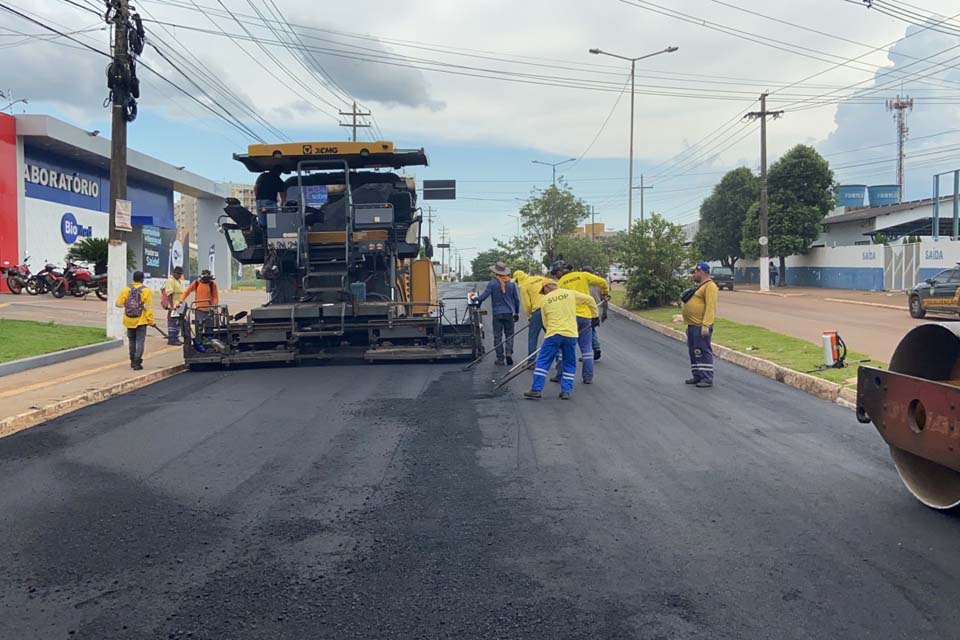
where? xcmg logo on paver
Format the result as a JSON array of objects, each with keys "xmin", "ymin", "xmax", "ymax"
[{"xmin": 60, "ymin": 212, "xmax": 93, "ymax": 244}]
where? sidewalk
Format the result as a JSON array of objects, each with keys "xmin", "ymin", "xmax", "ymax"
[
  {"xmin": 0, "ymin": 290, "xmax": 267, "ymax": 437},
  {"xmin": 734, "ymin": 284, "xmax": 907, "ymax": 309}
]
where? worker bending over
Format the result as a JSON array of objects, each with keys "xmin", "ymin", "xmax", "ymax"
[
  {"xmin": 513, "ymin": 269, "xmax": 548, "ymax": 361},
  {"xmin": 550, "ymin": 260, "xmax": 609, "ymax": 384},
  {"xmin": 525, "ymin": 280, "xmax": 599, "ymax": 401}
]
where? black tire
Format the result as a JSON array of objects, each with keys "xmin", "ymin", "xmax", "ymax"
[
  {"xmin": 51, "ymin": 281, "xmax": 67, "ymax": 298},
  {"xmin": 95, "ymin": 282, "xmax": 108, "ymax": 301},
  {"xmin": 25, "ymin": 277, "xmax": 40, "ymax": 295},
  {"xmin": 6, "ymin": 276, "xmax": 22, "ymax": 294},
  {"xmin": 728, "ymin": 283, "xmax": 734, "ymax": 291},
  {"xmin": 909, "ymin": 295, "xmax": 926, "ymax": 319}
]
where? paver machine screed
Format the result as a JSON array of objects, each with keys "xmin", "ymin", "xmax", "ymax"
[{"xmin": 182, "ymin": 141, "xmax": 482, "ymax": 367}]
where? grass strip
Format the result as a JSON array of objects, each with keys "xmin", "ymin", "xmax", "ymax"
[
  {"xmin": 609, "ymin": 290, "xmax": 882, "ymax": 385},
  {"xmin": 0, "ymin": 319, "xmax": 109, "ymax": 364}
]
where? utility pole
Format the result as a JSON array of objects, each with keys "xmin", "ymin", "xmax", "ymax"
[
  {"xmin": 105, "ymin": 0, "xmax": 142, "ymax": 338},
  {"xmin": 745, "ymin": 93, "xmax": 783, "ymax": 292},
  {"xmin": 338, "ymin": 101, "xmax": 371, "ymax": 142},
  {"xmin": 632, "ymin": 174, "xmax": 653, "ymax": 227},
  {"xmin": 590, "ymin": 205, "xmax": 596, "ymax": 240},
  {"xmin": 424, "ymin": 206, "xmax": 436, "ymax": 241},
  {"xmin": 886, "ymin": 95, "xmax": 913, "ymax": 199}
]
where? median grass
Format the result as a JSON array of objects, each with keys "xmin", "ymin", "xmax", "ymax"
[
  {"xmin": 0, "ymin": 319, "xmax": 109, "ymax": 364},
  {"xmin": 609, "ymin": 290, "xmax": 881, "ymax": 386}
]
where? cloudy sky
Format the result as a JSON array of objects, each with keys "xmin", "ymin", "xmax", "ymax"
[{"xmin": 4, "ymin": 0, "xmax": 960, "ymax": 264}]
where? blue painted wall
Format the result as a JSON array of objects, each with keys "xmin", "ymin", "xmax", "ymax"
[
  {"xmin": 736, "ymin": 266, "xmax": 884, "ymax": 290},
  {"xmin": 24, "ymin": 145, "xmax": 175, "ymax": 228}
]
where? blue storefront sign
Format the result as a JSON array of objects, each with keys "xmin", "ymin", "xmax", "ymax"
[
  {"xmin": 60, "ymin": 212, "xmax": 92, "ymax": 244},
  {"xmin": 24, "ymin": 145, "xmax": 176, "ymax": 228}
]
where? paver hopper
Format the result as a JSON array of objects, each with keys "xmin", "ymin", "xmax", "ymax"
[{"xmin": 857, "ymin": 323, "xmax": 960, "ymax": 509}]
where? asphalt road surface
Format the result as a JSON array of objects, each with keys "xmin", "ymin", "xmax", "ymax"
[{"xmin": 2, "ymin": 292, "xmax": 960, "ymax": 638}]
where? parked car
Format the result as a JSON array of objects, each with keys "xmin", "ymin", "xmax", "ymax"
[
  {"xmin": 908, "ymin": 267, "xmax": 960, "ymax": 318},
  {"xmin": 711, "ymin": 266, "xmax": 735, "ymax": 291},
  {"xmin": 608, "ymin": 264, "xmax": 627, "ymax": 284}
]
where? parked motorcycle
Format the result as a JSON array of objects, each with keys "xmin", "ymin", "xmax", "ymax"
[
  {"xmin": 0, "ymin": 255, "xmax": 31, "ymax": 294},
  {"xmin": 61, "ymin": 261, "xmax": 108, "ymax": 301},
  {"xmin": 37, "ymin": 263, "xmax": 67, "ymax": 298}
]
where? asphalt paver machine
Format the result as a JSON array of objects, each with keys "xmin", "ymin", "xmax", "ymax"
[
  {"xmin": 857, "ymin": 323, "xmax": 960, "ymax": 509},
  {"xmin": 182, "ymin": 141, "xmax": 482, "ymax": 367}
]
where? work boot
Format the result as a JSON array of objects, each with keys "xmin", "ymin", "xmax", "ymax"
[
  {"xmin": 559, "ymin": 391, "xmax": 571, "ymax": 400},
  {"xmin": 696, "ymin": 380, "xmax": 713, "ymax": 388},
  {"xmin": 582, "ymin": 378, "xmax": 593, "ymax": 385},
  {"xmin": 549, "ymin": 374, "xmax": 561, "ymax": 383},
  {"xmin": 495, "ymin": 358, "xmax": 505, "ymax": 366},
  {"xmin": 685, "ymin": 377, "xmax": 701, "ymax": 385},
  {"xmin": 594, "ymin": 349, "xmax": 601, "ymax": 361},
  {"xmin": 132, "ymin": 360, "xmax": 143, "ymax": 371},
  {"xmin": 506, "ymin": 355, "xmax": 514, "ymax": 366},
  {"xmin": 523, "ymin": 390, "xmax": 542, "ymax": 400}
]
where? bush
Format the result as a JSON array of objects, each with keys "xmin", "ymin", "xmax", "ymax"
[
  {"xmin": 65, "ymin": 237, "xmax": 136, "ymax": 274},
  {"xmin": 619, "ymin": 214, "xmax": 690, "ymax": 308}
]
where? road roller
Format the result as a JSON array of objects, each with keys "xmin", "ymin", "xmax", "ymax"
[{"xmin": 857, "ymin": 323, "xmax": 960, "ymax": 510}]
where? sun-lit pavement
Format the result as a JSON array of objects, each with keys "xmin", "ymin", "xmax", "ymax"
[{"xmin": 2, "ymin": 294, "xmax": 960, "ymax": 638}]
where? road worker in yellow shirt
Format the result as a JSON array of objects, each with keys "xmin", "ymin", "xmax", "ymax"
[{"xmin": 524, "ymin": 279, "xmax": 599, "ymax": 401}]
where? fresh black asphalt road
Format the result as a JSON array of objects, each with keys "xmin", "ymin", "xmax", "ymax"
[{"xmin": 2, "ymin": 294, "xmax": 960, "ymax": 638}]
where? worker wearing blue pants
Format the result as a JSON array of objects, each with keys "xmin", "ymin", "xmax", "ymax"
[
  {"xmin": 525, "ymin": 280, "xmax": 599, "ymax": 400},
  {"xmin": 687, "ymin": 324, "xmax": 714, "ymax": 384},
  {"xmin": 531, "ymin": 335, "xmax": 577, "ymax": 395},
  {"xmin": 682, "ymin": 261, "xmax": 719, "ymax": 388}
]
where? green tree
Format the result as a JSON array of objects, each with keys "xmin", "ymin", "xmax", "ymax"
[
  {"xmin": 554, "ymin": 234, "xmax": 615, "ymax": 277},
  {"xmin": 694, "ymin": 167, "xmax": 758, "ymax": 269},
  {"xmin": 469, "ymin": 248, "xmax": 510, "ymax": 281},
  {"xmin": 741, "ymin": 145, "xmax": 835, "ymax": 285},
  {"xmin": 619, "ymin": 213, "xmax": 690, "ymax": 308},
  {"xmin": 517, "ymin": 182, "xmax": 590, "ymax": 266},
  {"xmin": 65, "ymin": 237, "xmax": 136, "ymax": 274}
]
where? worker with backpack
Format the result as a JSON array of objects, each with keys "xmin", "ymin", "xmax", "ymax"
[{"xmin": 115, "ymin": 270, "xmax": 156, "ymax": 370}]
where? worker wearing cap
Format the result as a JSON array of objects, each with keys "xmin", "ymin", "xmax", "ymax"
[
  {"xmin": 513, "ymin": 269, "xmax": 548, "ymax": 360},
  {"xmin": 550, "ymin": 260, "xmax": 609, "ymax": 384},
  {"xmin": 180, "ymin": 269, "xmax": 220, "ymax": 326},
  {"xmin": 682, "ymin": 261, "xmax": 719, "ymax": 388},
  {"xmin": 524, "ymin": 279, "xmax": 599, "ymax": 400}
]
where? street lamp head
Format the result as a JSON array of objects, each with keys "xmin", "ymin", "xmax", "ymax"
[
  {"xmin": 588, "ymin": 48, "xmax": 601, "ymax": 55},
  {"xmin": 666, "ymin": 46, "xmax": 679, "ymax": 53}
]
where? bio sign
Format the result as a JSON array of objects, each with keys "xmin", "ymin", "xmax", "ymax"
[{"xmin": 60, "ymin": 212, "xmax": 92, "ymax": 244}]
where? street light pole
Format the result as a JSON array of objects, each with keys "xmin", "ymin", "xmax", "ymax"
[
  {"xmin": 531, "ymin": 158, "xmax": 576, "ymax": 187},
  {"xmin": 589, "ymin": 45, "xmax": 678, "ymax": 232}
]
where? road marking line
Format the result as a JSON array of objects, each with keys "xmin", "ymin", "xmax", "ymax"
[
  {"xmin": 0, "ymin": 346, "xmax": 180, "ymax": 399},
  {"xmin": 0, "ymin": 303, "xmax": 10, "ymax": 309}
]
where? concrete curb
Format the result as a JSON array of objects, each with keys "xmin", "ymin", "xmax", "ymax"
[
  {"xmin": 609, "ymin": 304, "xmax": 856, "ymax": 411},
  {"xmin": 0, "ymin": 364, "xmax": 186, "ymax": 439},
  {"xmin": 822, "ymin": 297, "xmax": 907, "ymax": 311},
  {"xmin": 0, "ymin": 338, "xmax": 123, "ymax": 378}
]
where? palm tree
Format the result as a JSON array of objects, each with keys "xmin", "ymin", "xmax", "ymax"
[{"xmin": 66, "ymin": 237, "xmax": 136, "ymax": 274}]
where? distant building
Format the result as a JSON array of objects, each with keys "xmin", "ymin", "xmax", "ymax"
[
  {"xmin": 174, "ymin": 194, "xmax": 198, "ymax": 242},
  {"xmin": 574, "ymin": 222, "xmax": 619, "ymax": 239},
  {"xmin": 820, "ymin": 195, "xmax": 960, "ymax": 247},
  {"xmin": 224, "ymin": 182, "xmax": 256, "ymax": 211}
]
